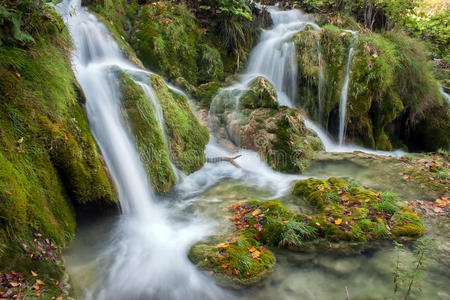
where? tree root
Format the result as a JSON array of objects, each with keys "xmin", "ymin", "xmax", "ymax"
[{"xmin": 206, "ymin": 155, "xmax": 242, "ymax": 168}]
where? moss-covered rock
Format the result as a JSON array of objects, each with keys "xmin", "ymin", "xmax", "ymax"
[
  {"xmin": 294, "ymin": 25, "xmax": 449, "ymax": 151},
  {"xmin": 117, "ymin": 72, "xmax": 176, "ymax": 193},
  {"xmin": 188, "ymin": 230, "xmax": 275, "ymax": 286},
  {"xmin": 210, "ymin": 76, "xmax": 323, "ymax": 173},
  {"xmin": 292, "ymin": 178, "xmax": 424, "ymax": 243},
  {"xmin": 240, "ymin": 76, "xmax": 279, "ymax": 109},
  {"xmin": 0, "ymin": 23, "xmax": 116, "ymax": 297},
  {"xmin": 151, "ymin": 75, "xmax": 210, "ymax": 174}
]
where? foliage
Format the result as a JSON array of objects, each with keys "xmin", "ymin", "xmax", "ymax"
[
  {"xmin": 0, "ymin": 0, "xmax": 64, "ymax": 46},
  {"xmin": 392, "ymin": 237, "xmax": 438, "ymax": 299}
]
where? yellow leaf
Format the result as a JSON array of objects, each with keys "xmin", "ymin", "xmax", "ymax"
[
  {"xmin": 248, "ymin": 246, "xmax": 256, "ymax": 253},
  {"xmin": 251, "ymin": 251, "xmax": 260, "ymax": 258},
  {"xmin": 251, "ymin": 209, "xmax": 261, "ymax": 216},
  {"xmin": 217, "ymin": 244, "xmax": 229, "ymax": 249},
  {"xmin": 436, "ymin": 199, "xmax": 442, "ymax": 204},
  {"xmin": 335, "ymin": 218, "xmax": 342, "ymax": 225}
]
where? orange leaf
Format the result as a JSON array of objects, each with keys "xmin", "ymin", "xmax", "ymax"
[
  {"xmin": 248, "ymin": 247, "xmax": 256, "ymax": 253},
  {"xmin": 36, "ymin": 279, "xmax": 45, "ymax": 285},
  {"xmin": 335, "ymin": 218, "xmax": 342, "ymax": 225},
  {"xmin": 315, "ymin": 222, "xmax": 321, "ymax": 226},
  {"xmin": 306, "ymin": 215, "xmax": 313, "ymax": 220},
  {"xmin": 31, "ymin": 270, "xmax": 38, "ymax": 277},
  {"xmin": 341, "ymin": 195, "xmax": 349, "ymax": 201},
  {"xmin": 9, "ymin": 282, "xmax": 19, "ymax": 287},
  {"xmin": 251, "ymin": 209, "xmax": 261, "ymax": 216}
]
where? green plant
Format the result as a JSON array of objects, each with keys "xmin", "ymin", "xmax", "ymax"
[
  {"xmin": 279, "ymin": 218, "xmax": 318, "ymax": 247},
  {"xmin": 392, "ymin": 237, "xmax": 438, "ymax": 299}
]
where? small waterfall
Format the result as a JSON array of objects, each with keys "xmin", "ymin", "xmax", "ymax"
[
  {"xmin": 58, "ymin": 0, "xmax": 225, "ymax": 299},
  {"xmin": 440, "ymin": 87, "xmax": 450, "ymax": 104},
  {"xmin": 244, "ymin": 7, "xmax": 319, "ymax": 106},
  {"xmin": 338, "ymin": 30, "xmax": 356, "ymax": 145},
  {"xmin": 315, "ymin": 34, "xmax": 325, "ymax": 124}
]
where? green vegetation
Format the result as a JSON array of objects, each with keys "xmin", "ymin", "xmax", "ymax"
[
  {"xmin": 117, "ymin": 72, "xmax": 176, "ymax": 193},
  {"xmin": 295, "ymin": 25, "xmax": 449, "ymax": 151},
  {"xmin": 151, "ymin": 75, "xmax": 210, "ymax": 174},
  {"xmin": 292, "ymin": 177, "xmax": 424, "ymax": 242},
  {"xmin": 0, "ymin": 2, "xmax": 116, "ymax": 297}
]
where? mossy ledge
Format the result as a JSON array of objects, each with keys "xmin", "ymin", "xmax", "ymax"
[
  {"xmin": 189, "ymin": 178, "xmax": 424, "ymax": 286},
  {"xmin": 0, "ymin": 22, "xmax": 116, "ymax": 299},
  {"xmin": 151, "ymin": 75, "xmax": 210, "ymax": 174},
  {"xmin": 117, "ymin": 72, "xmax": 176, "ymax": 193}
]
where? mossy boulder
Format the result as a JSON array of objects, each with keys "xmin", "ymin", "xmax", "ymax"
[
  {"xmin": 188, "ymin": 230, "xmax": 275, "ymax": 286},
  {"xmin": 211, "ymin": 77, "xmax": 323, "ymax": 173},
  {"xmin": 294, "ymin": 25, "xmax": 449, "ymax": 151},
  {"xmin": 0, "ymin": 24, "xmax": 116, "ymax": 296},
  {"xmin": 117, "ymin": 72, "xmax": 176, "ymax": 193},
  {"xmin": 292, "ymin": 178, "xmax": 425, "ymax": 243},
  {"xmin": 151, "ymin": 75, "xmax": 210, "ymax": 174},
  {"xmin": 240, "ymin": 76, "xmax": 279, "ymax": 109}
]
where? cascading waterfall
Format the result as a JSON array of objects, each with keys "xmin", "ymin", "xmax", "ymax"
[
  {"xmin": 57, "ymin": 1, "xmax": 226, "ymax": 299},
  {"xmin": 338, "ymin": 30, "xmax": 357, "ymax": 145},
  {"xmin": 245, "ymin": 7, "xmax": 319, "ymax": 106},
  {"xmin": 315, "ymin": 34, "xmax": 325, "ymax": 124},
  {"xmin": 440, "ymin": 87, "xmax": 450, "ymax": 104}
]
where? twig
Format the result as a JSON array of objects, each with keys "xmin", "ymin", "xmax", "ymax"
[{"xmin": 206, "ymin": 155, "xmax": 242, "ymax": 168}]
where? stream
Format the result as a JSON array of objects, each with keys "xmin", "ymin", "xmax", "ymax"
[{"xmin": 58, "ymin": 1, "xmax": 449, "ymax": 299}]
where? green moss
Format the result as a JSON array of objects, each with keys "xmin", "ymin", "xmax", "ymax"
[
  {"xmin": 292, "ymin": 178, "xmax": 423, "ymax": 243},
  {"xmin": 240, "ymin": 77, "xmax": 279, "ymax": 109},
  {"xmin": 151, "ymin": 75, "xmax": 209, "ymax": 174},
  {"xmin": 189, "ymin": 233, "xmax": 275, "ymax": 285},
  {"xmin": 117, "ymin": 72, "xmax": 176, "ymax": 193},
  {"xmin": 0, "ymin": 22, "xmax": 115, "ymax": 296}
]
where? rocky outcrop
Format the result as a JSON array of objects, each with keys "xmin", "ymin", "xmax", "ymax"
[
  {"xmin": 151, "ymin": 75, "xmax": 210, "ymax": 174},
  {"xmin": 294, "ymin": 26, "xmax": 449, "ymax": 152},
  {"xmin": 211, "ymin": 76, "xmax": 323, "ymax": 173},
  {"xmin": 117, "ymin": 72, "xmax": 176, "ymax": 193}
]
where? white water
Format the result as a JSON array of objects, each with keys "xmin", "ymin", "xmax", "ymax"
[
  {"xmin": 57, "ymin": 1, "xmax": 225, "ymax": 299},
  {"xmin": 338, "ymin": 30, "xmax": 356, "ymax": 145},
  {"xmin": 58, "ymin": 1, "xmax": 312, "ymax": 299},
  {"xmin": 440, "ymin": 87, "xmax": 450, "ymax": 104},
  {"xmin": 315, "ymin": 34, "xmax": 325, "ymax": 124}
]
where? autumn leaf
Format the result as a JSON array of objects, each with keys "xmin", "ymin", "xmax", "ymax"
[
  {"xmin": 36, "ymin": 279, "xmax": 45, "ymax": 285},
  {"xmin": 251, "ymin": 251, "xmax": 261, "ymax": 258},
  {"xmin": 31, "ymin": 271, "xmax": 38, "ymax": 277},
  {"xmin": 341, "ymin": 195, "xmax": 349, "ymax": 201},
  {"xmin": 217, "ymin": 244, "xmax": 228, "ymax": 249},
  {"xmin": 315, "ymin": 222, "xmax": 321, "ymax": 226},
  {"xmin": 248, "ymin": 246, "xmax": 256, "ymax": 253},
  {"xmin": 251, "ymin": 209, "xmax": 261, "ymax": 216},
  {"xmin": 9, "ymin": 282, "xmax": 19, "ymax": 287},
  {"xmin": 306, "ymin": 215, "xmax": 313, "ymax": 220},
  {"xmin": 221, "ymin": 264, "xmax": 228, "ymax": 269},
  {"xmin": 335, "ymin": 218, "xmax": 342, "ymax": 225}
]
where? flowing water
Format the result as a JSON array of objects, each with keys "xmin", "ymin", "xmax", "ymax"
[
  {"xmin": 338, "ymin": 30, "xmax": 356, "ymax": 145},
  {"xmin": 58, "ymin": 1, "xmax": 447, "ymax": 299}
]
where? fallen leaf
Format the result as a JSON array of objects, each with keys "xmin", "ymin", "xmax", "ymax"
[
  {"xmin": 315, "ymin": 222, "xmax": 321, "ymax": 226},
  {"xmin": 248, "ymin": 247, "xmax": 256, "ymax": 253},
  {"xmin": 335, "ymin": 218, "xmax": 342, "ymax": 225},
  {"xmin": 306, "ymin": 215, "xmax": 313, "ymax": 220},
  {"xmin": 251, "ymin": 209, "xmax": 261, "ymax": 216},
  {"xmin": 35, "ymin": 279, "xmax": 44, "ymax": 285},
  {"xmin": 221, "ymin": 264, "xmax": 228, "ymax": 269},
  {"xmin": 341, "ymin": 195, "xmax": 349, "ymax": 201},
  {"xmin": 251, "ymin": 251, "xmax": 260, "ymax": 258},
  {"xmin": 9, "ymin": 282, "xmax": 19, "ymax": 287},
  {"xmin": 31, "ymin": 270, "xmax": 38, "ymax": 277}
]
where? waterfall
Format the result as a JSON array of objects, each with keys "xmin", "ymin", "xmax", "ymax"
[
  {"xmin": 440, "ymin": 87, "xmax": 450, "ymax": 104},
  {"xmin": 57, "ymin": 1, "xmax": 226, "ymax": 299},
  {"xmin": 245, "ymin": 7, "xmax": 319, "ymax": 106},
  {"xmin": 315, "ymin": 34, "xmax": 325, "ymax": 124},
  {"xmin": 338, "ymin": 30, "xmax": 356, "ymax": 145}
]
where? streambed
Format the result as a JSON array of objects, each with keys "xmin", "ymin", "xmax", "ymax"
[{"xmin": 64, "ymin": 156, "xmax": 450, "ymax": 300}]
